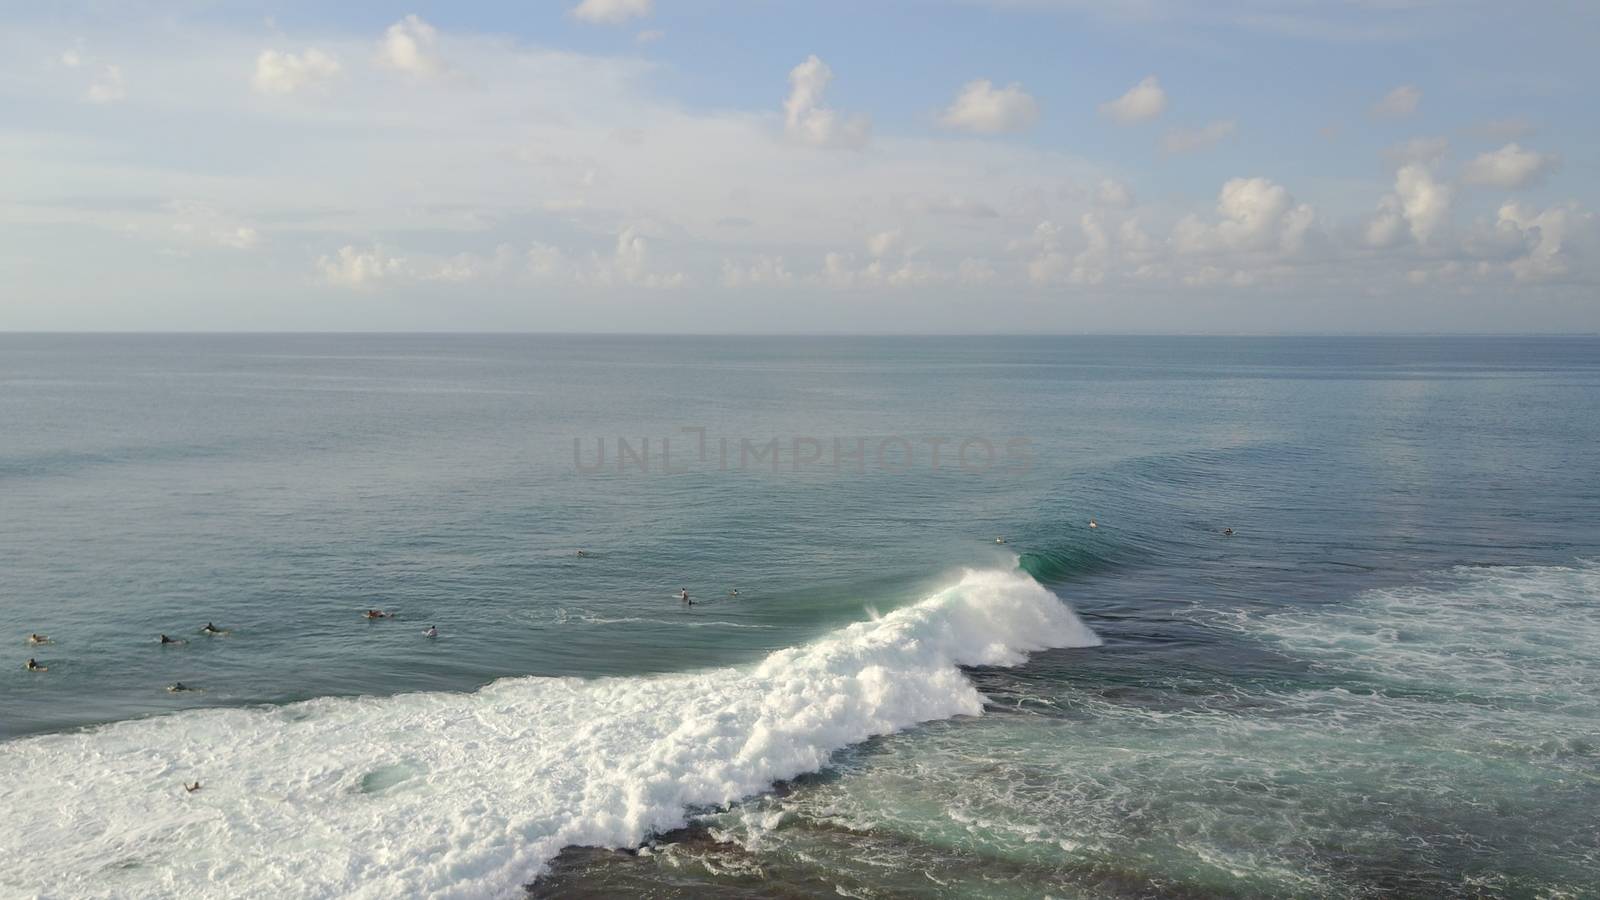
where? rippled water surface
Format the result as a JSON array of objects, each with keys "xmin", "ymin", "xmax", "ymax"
[{"xmin": 2, "ymin": 335, "xmax": 1598, "ymax": 898}]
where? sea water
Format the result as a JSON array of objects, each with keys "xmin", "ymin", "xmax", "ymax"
[{"xmin": 1, "ymin": 335, "xmax": 1597, "ymax": 897}]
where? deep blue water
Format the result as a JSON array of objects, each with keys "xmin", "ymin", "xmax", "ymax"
[{"xmin": 2, "ymin": 335, "xmax": 1598, "ymax": 898}]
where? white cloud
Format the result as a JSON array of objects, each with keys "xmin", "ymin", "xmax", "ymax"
[
  {"xmin": 1461, "ymin": 143, "xmax": 1557, "ymax": 189},
  {"xmin": 1366, "ymin": 164, "xmax": 1451, "ymax": 246},
  {"xmin": 784, "ymin": 56, "xmax": 870, "ymax": 148},
  {"xmin": 572, "ymin": 0, "xmax": 654, "ymax": 25},
  {"xmin": 377, "ymin": 15, "xmax": 444, "ymax": 78},
  {"xmin": 1162, "ymin": 119, "xmax": 1236, "ymax": 155},
  {"xmin": 1371, "ymin": 84, "xmax": 1421, "ymax": 119},
  {"xmin": 1393, "ymin": 164, "xmax": 1451, "ymax": 243},
  {"xmin": 938, "ymin": 79, "xmax": 1040, "ymax": 134},
  {"xmin": 579, "ymin": 227, "xmax": 686, "ymax": 288},
  {"xmin": 866, "ymin": 229, "xmax": 905, "ymax": 258},
  {"xmin": 252, "ymin": 49, "xmax": 340, "ymax": 95},
  {"xmin": 60, "ymin": 49, "xmax": 82, "ymax": 68},
  {"xmin": 1096, "ymin": 179, "xmax": 1134, "ymax": 209},
  {"xmin": 1364, "ymin": 194, "xmax": 1407, "ymax": 248},
  {"xmin": 222, "ymin": 227, "xmax": 260, "ymax": 250},
  {"xmin": 319, "ymin": 244, "xmax": 405, "ymax": 288},
  {"xmin": 1173, "ymin": 177, "xmax": 1316, "ymax": 256},
  {"xmin": 86, "ymin": 65, "xmax": 125, "ymax": 103},
  {"xmin": 426, "ymin": 245, "xmax": 518, "ymax": 282},
  {"xmin": 1495, "ymin": 202, "xmax": 1589, "ymax": 282},
  {"xmin": 1099, "ymin": 75, "xmax": 1166, "ymax": 124},
  {"xmin": 635, "ymin": 30, "xmax": 665, "ymax": 45},
  {"xmin": 722, "ymin": 255, "xmax": 795, "ymax": 288}
]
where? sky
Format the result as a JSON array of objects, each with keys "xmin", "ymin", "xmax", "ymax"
[{"xmin": 1, "ymin": 0, "xmax": 1597, "ymax": 333}]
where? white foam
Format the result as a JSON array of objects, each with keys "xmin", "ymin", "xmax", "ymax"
[{"xmin": 0, "ymin": 568, "xmax": 1097, "ymax": 899}]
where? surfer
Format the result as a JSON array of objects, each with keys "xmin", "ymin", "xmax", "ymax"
[
  {"xmin": 25, "ymin": 658, "xmax": 45, "ymax": 672},
  {"xmin": 729, "ymin": 588, "xmax": 739, "ymax": 598},
  {"xmin": 201, "ymin": 622, "xmax": 224, "ymax": 635},
  {"xmin": 184, "ymin": 781, "xmax": 201, "ymax": 793},
  {"xmin": 27, "ymin": 633, "xmax": 48, "ymax": 645},
  {"xmin": 363, "ymin": 609, "xmax": 391, "ymax": 620},
  {"xmin": 1088, "ymin": 519, "xmax": 1098, "ymax": 529},
  {"xmin": 1223, "ymin": 527, "xmax": 1234, "ymax": 536},
  {"xmin": 995, "ymin": 536, "xmax": 1006, "ymax": 544},
  {"xmin": 423, "ymin": 625, "xmax": 438, "ymax": 638},
  {"xmin": 679, "ymin": 588, "xmax": 692, "ymax": 605},
  {"xmin": 159, "ymin": 633, "xmax": 183, "ymax": 645},
  {"xmin": 576, "ymin": 549, "xmax": 588, "ymax": 558},
  {"xmin": 167, "ymin": 682, "xmax": 191, "ymax": 692}
]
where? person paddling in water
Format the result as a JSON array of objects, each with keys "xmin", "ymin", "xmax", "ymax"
[
  {"xmin": 184, "ymin": 781, "xmax": 201, "ymax": 793},
  {"xmin": 679, "ymin": 587, "xmax": 692, "ymax": 605},
  {"xmin": 28, "ymin": 633, "xmax": 48, "ymax": 645},
  {"xmin": 422, "ymin": 625, "xmax": 438, "ymax": 638},
  {"xmin": 363, "ymin": 609, "xmax": 392, "ymax": 620},
  {"xmin": 26, "ymin": 658, "xmax": 46, "ymax": 672},
  {"xmin": 159, "ymin": 633, "xmax": 184, "ymax": 645},
  {"xmin": 201, "ymin": 622, "xmax": 224, "ymax": 635}
]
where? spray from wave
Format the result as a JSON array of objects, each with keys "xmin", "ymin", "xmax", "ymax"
[{"xmin": 0, "ymin": 567, "xmax": 1098, "ymax": 899}]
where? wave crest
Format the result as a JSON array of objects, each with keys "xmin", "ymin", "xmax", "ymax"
[{"xmin": 0, "ymin": 567, "xmax": 1098, "ymax": 899}]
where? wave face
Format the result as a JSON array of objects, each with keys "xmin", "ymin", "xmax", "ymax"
[{"xmin": 0, "ymin": 568, "xmax": 1098, "ymax": 899}]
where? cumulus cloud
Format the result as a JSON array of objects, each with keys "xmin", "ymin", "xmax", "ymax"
[
  {"xmin": 319, "ymin": 245, "xmax": 405, "ymax": 288},
  {"xmin": 866, "ymin": 228, "xmax": 905, "ymax": 258},
  {"xmin": 523, "ymin": 227, "xmax": 685, "ymax": 289},
  {"xmin": 1461, "ymin": 143, "xmax": 1557, "ymax": 189},
  {"xmin": 1393, "ymin": 164, "xmax": 1451, "ymax": 243},
  {"xmin": 1162, "ymin": 119, "xmax": 1236, "ymax": 155},
  {"xmin": 1495, "ymin": 202, "xmax": 1589, "ymax": 282},
  {"xmin": 1096, "ymin": 179, "xmax": 1134, "ymax": 209},
  {"xmin": 1173, "ymin": 177, "xmax": 1316, "ymax": 256},
  {"xmin": 572, "ymin": 0, "xmax": 653, "ymax": 25},
  {"xmin": 783, "ymin": 56, "xmax": 870, "ymax": 148},
  {"xmin": 252, "ymin": 49, "xmax": 340, "ymax": 95},
  {"xmin": 86, "ymin": 65, "xmax": 125, "ymax": 103},
  {"xmin": 377, "ymin": 15, "xmax": 444, "ymax": 78},
  {"xmin": 1364, "ymin": 194, "xmax": 1407, "ymax": 248},
  {"xmin": 598, "ymin": 226, "xmax": 686, "ymax": 287},
  {"xmin": 1371, "ymin": 84, "xmax": 1421, "ymax": 119},
  {"xmin": 1367, "ymin": 164, "xmax": 1451, "ymax": 246},
  {"xmin": 939, "ymin": 79, "xmax": 1040, "ymax": 134},
  {"xmin": 722, "ymin": 255, "xmax": 795, "ymax": 288},
  {"xmin": 1099, "ymin": 76, "xmax": 1166, "ymax": 124}
]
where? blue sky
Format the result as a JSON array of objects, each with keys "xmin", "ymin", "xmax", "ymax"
[{"xmin": 1, "ymin": 0, "xmax": 1596, "ymax": 331}]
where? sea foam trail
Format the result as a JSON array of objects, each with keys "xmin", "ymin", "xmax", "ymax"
[{"xmin": 0, "ymin": 568, "xmax": 1098, "ymax": 899}]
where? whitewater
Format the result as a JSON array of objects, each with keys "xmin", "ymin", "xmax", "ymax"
[{"xmin": 0, "ymin": 568, "xmax": 1098, "ymax": 899}]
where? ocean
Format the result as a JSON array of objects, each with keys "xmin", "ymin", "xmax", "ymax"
[{"xmin": 1, "ymin": 334, "xmax": 1597, "ymax": 898}]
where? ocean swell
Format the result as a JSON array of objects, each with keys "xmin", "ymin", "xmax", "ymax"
[{"xmin": 0, "ymin": 567, "xmax": 1098, "ymax": 899}]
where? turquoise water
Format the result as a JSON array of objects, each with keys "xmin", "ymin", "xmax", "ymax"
[{"xmin": 2, "ymin": 335, "xmax": 1598, "ymax": 897}]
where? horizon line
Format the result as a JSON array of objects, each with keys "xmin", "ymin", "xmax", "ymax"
[{"xmin": 2, "ymin": 330, "xmax": 1598, "ymax": 339}]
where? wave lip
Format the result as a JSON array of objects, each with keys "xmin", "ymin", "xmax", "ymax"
[{"xmin": 0, "ymin": 567, "xmax": 1097, "ymax": 899}]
